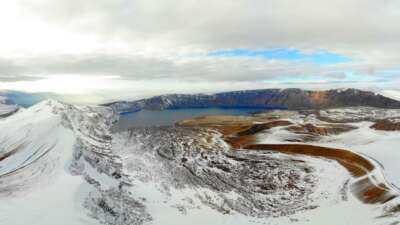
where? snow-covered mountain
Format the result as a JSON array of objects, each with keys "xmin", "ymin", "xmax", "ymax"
[
  {"xmin": 0, "ymin": 100, "xmax": 123, "ymax": 225},
  {"xmin": 1, "ymin": 100, "xmax": 400, "ymax": 225}
]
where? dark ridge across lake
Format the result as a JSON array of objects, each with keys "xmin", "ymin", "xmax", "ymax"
[{"xmin": 112, "ymin": 107, "xmax": 284, "ymax": 131}]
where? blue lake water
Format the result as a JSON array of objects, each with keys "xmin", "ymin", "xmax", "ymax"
[{"xmin": 113, "ymin": 108, "xmax": 271, "ymax": 131}]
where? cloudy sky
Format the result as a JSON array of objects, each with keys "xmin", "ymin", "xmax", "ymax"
[{"xmin": 1, "ymin": 0, "xmax": 400, "ymax": 103}]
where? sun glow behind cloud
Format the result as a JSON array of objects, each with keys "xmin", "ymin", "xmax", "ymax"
[{"xmin": 0, "ymin": 75, "xmax": 120, "ymax": 94}]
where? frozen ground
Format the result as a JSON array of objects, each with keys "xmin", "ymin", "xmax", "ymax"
[
  {"xmin": 257, "ymin": 108, "xmax": 400, "ymax": 189},
  {"xmin": 0, "ymin": 100, "xmax": 118, "ymax": 225},
  {"xmin": 0, "ymin": 101, "xmax": 399, "ymax": 225}
]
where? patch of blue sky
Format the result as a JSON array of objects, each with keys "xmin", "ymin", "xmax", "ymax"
[
  {"xmin": 208, "ymin": 48, "xmax": 351, "ymax": 65},
  {"xmin": 344, "ymin": 71, "xmax": 394, "ymax": 83}
]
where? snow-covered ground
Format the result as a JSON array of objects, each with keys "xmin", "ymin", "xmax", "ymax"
[
  {"xmin": 0, "ymin": 100, "xmax": 119, "ymax": 225},
  {"xmin": 1, "ymin": 102, "xmax": 399, "ymax": 225},
  {"xmin": 319, "ymin": 107, "xmax": 400, "ymax": 122},
  {"xmin": 0, "ymin": 101, "xmax": 95, "ymax": 225},
  {"xmin": 318, "ymin": 122, "xmax": 400, "ymax": 188},
  {"xmin": 112, "ymin": 127, "xmax": 365, "ymax": 225},
  {"xmin": 254, "ymin": 109, "xmax": 400, "ymax": 224},
  {"xmin": 257, "ymin": 108, "xmax": 400, "ymax": 189}
]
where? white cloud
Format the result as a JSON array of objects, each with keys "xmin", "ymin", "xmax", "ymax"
[{"xmin": 0, "ymin": 0, "xmax": 400, "ymax": 102}]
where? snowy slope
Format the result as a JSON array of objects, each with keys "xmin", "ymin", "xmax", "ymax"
[
  {"xmin": 254, "ymin": 108, "xmax": 400, "ymax": 224},
  {"xmin": 1, "ymin": 102, "xmax": 399, "ymax": 225},
  {"xmin": 0, "ymin": 100, "xmax": 120, "ymax": 225},
  {"xmin": 112, "ymin": 127, "xmax": 386, "ymax": 225}
]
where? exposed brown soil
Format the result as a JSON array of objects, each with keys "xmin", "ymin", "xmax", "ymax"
[
  {"xmin": 225, "ymin": 135, "xmax": 256, "ymax": 149},
  {"xmin": 237, "ymin": 120, "xmax": 293, "ymax": 136},
  {"xmin": 179, "ymin": 116, "xmax": 293, "ymax": 148},
  {"xmin": 178, "ymin": 114, "xmax": 399, "ymax": 205},
  {"xmin": 177, "ymin": 115, "xmax": 254, "ymax": 136},
  {"xmin": 252, "ymin": 111, "xmax": 299, "ymax": 120},
  {"xmin": 287, "ymin": 123, "xmax": 356, "ymax": 136},
  {"xmin": 371, "ymin": 119, "xmax": 400, "ymax": 131},
  {"xmin": 244, "ymin": 144, "xmax": 372, "ymax": 175},
  {"xmin": 243, "ymin": 144, "xmax": 397, "ymax": 204},
  {"xmin": 306, "ymin": 91, "xmax": 328, "ymax": 106}
]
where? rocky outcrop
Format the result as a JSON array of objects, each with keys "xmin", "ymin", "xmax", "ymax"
[
  {"xmin": 105, "ymin": 88, "xmax": 400, "ymax": 113},
  {"xmin": 370, "ymin": 119, "xmax": 400, "ymax": 131},
  {"xmin": 176, "ymin": 113, "xmax": 400, "ymax": 206},
  {"xmin": 113, "ymin": 127, "xmax": 346, "ymax": 219},
  {"xmin": 0, "ymin": 100, "xmax": 150, "ymax": 225}
]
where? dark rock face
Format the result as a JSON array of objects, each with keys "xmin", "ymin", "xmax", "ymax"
[{"xmin": 104, "ymin": 88, "xmax": 400, "ymax": 113}]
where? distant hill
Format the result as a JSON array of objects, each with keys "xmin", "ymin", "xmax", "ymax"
[
  {"xmin": 104, "ymin": 88, "xmax": 400, "ymax": 113},
  {"xmin": 0, "ymin": 91, "xmax": 52, "ymax": 107},
  {"xmin": 0, "ymin": 96, "xmax": 19, "ymax": 117}
]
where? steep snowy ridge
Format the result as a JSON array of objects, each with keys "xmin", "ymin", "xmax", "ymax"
[{"xmin": 0, "ymin": 100, "xmax": 131, "ymax": 225}]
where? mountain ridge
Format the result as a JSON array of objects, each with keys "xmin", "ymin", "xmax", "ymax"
[
  {"xmin": 104, "ymin": 88, "xmax": 400, "ymax": 113},
  {"xmin": 2, "ymin": 97, "xmax": 400, "ymax": 224}
]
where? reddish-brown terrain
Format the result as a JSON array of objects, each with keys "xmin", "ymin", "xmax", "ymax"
[
  {"xmin": 371, "ymin": 120, "xmax": 400, "ymax": 131},
  {"xmin": 178, "ymin": 113, "xmax": 400, "ymax": 205}
]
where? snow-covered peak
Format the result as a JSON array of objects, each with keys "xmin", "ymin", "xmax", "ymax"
[{"xmin": 0, "ymin": 99, "xmax": 124, "ymax": 224}]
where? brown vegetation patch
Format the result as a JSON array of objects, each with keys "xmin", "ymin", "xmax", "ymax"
[
  {"xmin": 225, "ymin": 135, "xmax": 256, "ymax": 148},
  {"xmin": 371, "ymin": 120, "xmax": 400, "ymax": 131},
  {"xmin": 352, "ymin": 178, "xmax": 397, "ymax": 204},
  {"xmin": 177, "ymin": 115, "xmax": 254, "ymax": 135},
  {"xmin": 242, "ymin": 143, "xmax": 397, "ymax": 204},
  {"xmin": 178, "ymin": 116, "xmax": 293, "ymax": 148},
  {"xmin": 237, "ymin": 120, "xmax": 292, "ymax": 136},
  {"xmin": 362, "ymin": 183, "xmax": 394, "ymax": 204},
  {"xmin": 177, "ymin": 113, "xmax": 400, "ymax": 206},
  {"xmin": 287, "ymin": 123, "xmax": 356, "ymax": 136},
  {"xmin": 307, "ymin": 91, "xmax": 328, "ymax": 105},
  {"xmin": 253, "ymin": 111, "xmax": 298, "ymax": 120},
  {"xmin": 243, "ymin": 144, "xmax": 373, "ymax": 176}
]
